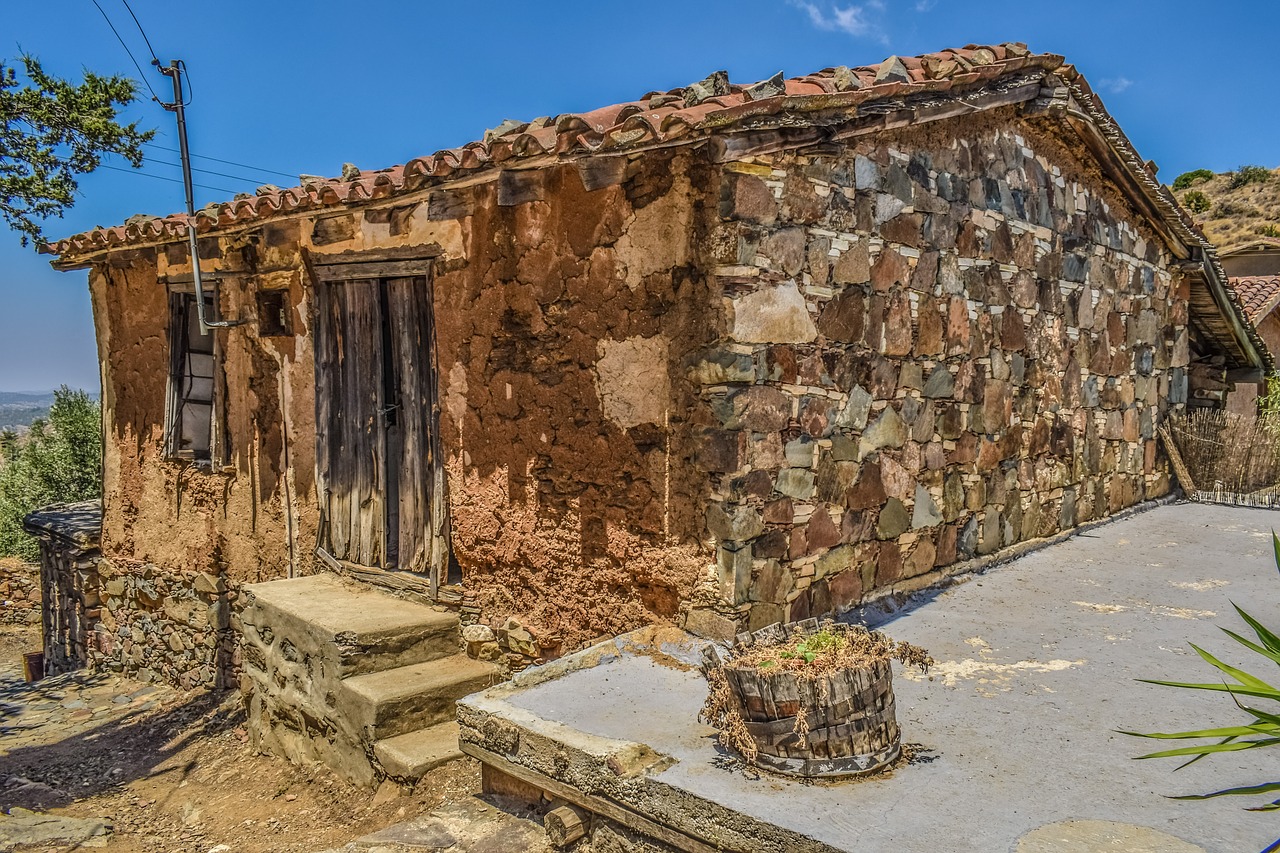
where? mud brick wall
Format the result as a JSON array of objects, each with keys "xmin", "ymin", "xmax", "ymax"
[
  {"xmin": 431, "ymin": 152, "xmax": 716, "ymax": 648},
  {"xmin": 89, "ymin": 253, "xmax": 316, "ymax": 589},
  {"xmin": 89, "ymin": 558, "xmax": 238, "ymax": 689},
  {"xmin": 699, "ymin": 110, "xmax": 1187, "ymax": 631},
  {"xmin": 88, "ymin": 147, "xmax": 721, "ymax": 666},
  {"xmin": 0, "ymin": 559, "xmax": 41, "ymax": 625}
]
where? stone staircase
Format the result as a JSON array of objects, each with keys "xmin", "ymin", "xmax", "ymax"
[{"xmin": 239, "ymin": 573, "xmax": 500, "ymax": 788}]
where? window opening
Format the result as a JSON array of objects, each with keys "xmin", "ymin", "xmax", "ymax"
[
  {"xmin": 256, "ymin": 289, "xmax": 292, "ymax": 336},
  {"xmin": 168, "ymin": 291, "xmax": 216, "ymax": 461}
]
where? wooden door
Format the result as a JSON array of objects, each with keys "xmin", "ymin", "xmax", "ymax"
[{"xmin": 314, "ymin": 273, "xmax": 443, "ymax": 585}]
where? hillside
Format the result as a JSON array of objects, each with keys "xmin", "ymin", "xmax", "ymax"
[
  {"xmin": 1167, "ymin": 165, "xmax": 1280, "ymax": 250},
  {"xmin": 0, "ymin": 392, "xmax": 54, "ymax": 433}
]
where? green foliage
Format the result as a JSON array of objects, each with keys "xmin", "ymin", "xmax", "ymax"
[
  {"xmin": 1230, "ymin": 165, "xmax": 1275, "ymax": 191},
  {"xmin": 0, "ymin": 387, "xmax": 101, "ymax": 559},
  {"xmin": 0, "ymin": 55, "xmax": 153, "ymax": 247},
  {"xmin": 1260, "ymin": 375, "xmax": 1280, "ymax": 418},
  {"xmin": 1173, "ymin": 169, "xmax": 1214, "ymax": 190},
  {"xmin": 1125, "ymin": 532, "xmax": 1280, "ymax": 821},
  {"xmin": 1258, "ymin": 225, "xmax": 1280, "ymax": 239},
  {"xmin": 778, "ymin": 629, "xmax": 847, "ymax": 664},
  {"xmin": 1182, "ymin": 190, "xmax": 1212, "ymax": 214}
]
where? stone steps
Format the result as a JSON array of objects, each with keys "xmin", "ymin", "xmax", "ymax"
[
  {"xmin": 240, "ymin": 572, "xmax": 502, "ymax": 788},
  {"xmin": 340, "ymin": 654, "xmax": 500, "ymax": 740},
  {"xmin": 242, "ymin": 573, "xmax": 461, "ymax": 678},
  {"xmin": 373, "ymin": 720, "xmax": 465, "ymax": 781}
]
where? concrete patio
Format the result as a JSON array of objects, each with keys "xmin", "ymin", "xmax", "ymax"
[{"xmin": 459, "ymin": 501, "xmax": 1280, "ymax": 852}]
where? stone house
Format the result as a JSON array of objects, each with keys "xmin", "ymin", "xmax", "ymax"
[
  {"xmin": 40, "ymin": 41, "xmax": 1269, "ymax": 782},
  {"xmin": 1221, "ymin": 240, "xmax": 1280, "ymax": 414}
]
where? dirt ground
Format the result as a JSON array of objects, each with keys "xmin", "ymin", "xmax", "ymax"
[{"xmin": 0, "ymin": 625, "xmax": 488, "ymax": 852}]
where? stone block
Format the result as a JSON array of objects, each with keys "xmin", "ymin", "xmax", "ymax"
[
  {"xmin": 720, "ymin": 173, "xmax": 776, "ymax": 225},
  {"xmin": 818, "ymin": 289, "xmax": 866, "ymax": 343},
  {"xmin": 688, "ymin": 349, "xmax": 755, "ymax": 385},
  {"xmin": 859, "ymin": 407, "xmax": 908, "ymax": 460},
  {"xmin": 785, "ymin": 437, "xmax": 817, "ymax": 468},
  {"xmin": 877, "ymin": 498, "xmax": 910, "ymax": 539},
  {"xmin": 923, "ymin": 366, "xmax": 955, "ymax": 398},
  {"xmin": 775, "ymin": 469, "xmax": 817, "ymax": 501},
  {"xmin": 835, "ymin": 386, "xmax": 873, "ymax": 431},
  {"xmin": 911, "ymin": 485, "xmax": 944, "ymax": 529},
  {"xmin": 731, "ymin": 281, "xmax": 818, "ymax": 344},
  {"xmin": 717, "ymin": 545, "xmax": 753, "ymax": 605},
  {"xmin": 846, "ymin": 462, "xmax": 886, "ymax": 510},
  {"xmin": 706, "ymin": 503, "xmax": 766, "ymax": 542},
  {"xmin": 763, "ymin": 228, "xmax": 806, "ymax": 276}
]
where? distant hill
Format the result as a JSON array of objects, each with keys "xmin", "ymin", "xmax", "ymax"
[
  {"xmin": 0, "ymin": 390, "xmax": 99, "ymax": 434},
  {"xmin": 0, "ymin": 392, "xmax": 54, "ymax": 433},
  {"xmin": 1167, "ymin": 165, "xmax": 1280, "ymax": 251}
]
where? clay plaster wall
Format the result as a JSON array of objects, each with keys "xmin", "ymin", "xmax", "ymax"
[
  {"xmin": 88, "ymin": 235, "xmax": 318, "ymax": 685},
  {"xmin": 697, "ymin": 109, "xmax": 1188, "ymax": 632},
  {"xmin": 88, "ymin": 148, "xmax": 720, "ymax": 675},
  {"xmin": 427, "ymin": 153, "xmax": 716, "ymax": 649}
]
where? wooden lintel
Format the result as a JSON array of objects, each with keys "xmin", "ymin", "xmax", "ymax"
[
  {"xmin": 1226, "ymin": 367, "xmax": 1265, "ymax": 384},
  {"xmin": 459, "ymin": 743, "xmax": 722, "ymax": 853},
  {"xmin": 312, "ymin": 260, "xmax": 436, "ymax": 282},
  {"xmin": 497, "ymin": 170, "xmax": 546, "ymax": 206},
  {"xmin": 310, "ymin": 244, "xmax": 444, "ymax": 266},
  {"xmin": 577, "ymin": 156, "xmax": 628, "ymax": 192}
]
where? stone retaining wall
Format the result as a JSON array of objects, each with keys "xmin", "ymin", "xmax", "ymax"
[
  {"xmin": 89, "ymin": 559, "xmax": 239, "ymax": 689},
  {"xmin": 696, "ymin": 110, "xmax": 1185, "ymax": 632},
  {"xmin": 0, "ymin": 559, "xmax": 40, "ymax": 626}
]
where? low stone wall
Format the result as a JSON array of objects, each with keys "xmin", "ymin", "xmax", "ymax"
[
  {"xmin": 0, "ymin": 559, "xmax": 41, "ymax": 626},
  {"xmin": 91, "ymin": 558, "xmax": 239, "ymax": 690}
]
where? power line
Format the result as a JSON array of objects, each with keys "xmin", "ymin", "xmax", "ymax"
[
  {"xmin": 98, "ymin": 163, "xmax": 236, "ymax": 195},
  {"xmin": 118, "ymin": 0, "xmax": 160, "ymax": 66},
  {"xmin": 142, "ymin": 142, "xmax": 296, "ymax": 181},
  {"xmin": 87, "ymin": 0, "xmax": 161, "ymax": 103},
  {"xmin": 144, "ymin": 156, "xmax": 275, "ymax": 186}
]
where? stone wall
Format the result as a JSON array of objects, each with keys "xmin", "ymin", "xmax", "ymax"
[
  {"xmin": 89, "ymin": 558, "xmax": 238, "ymax": 689},
  {"xmin": 696, "ymin": 109, "xmax": 1186, "ymax": 632},
  {"xmin": 0, "ymin": 558, "xmax": 40, "ymax": 626}
]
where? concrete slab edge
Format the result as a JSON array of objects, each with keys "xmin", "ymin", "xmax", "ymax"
[{"xmin": 456, "ymin": 696, "xmax": 842, "ymax": 853}]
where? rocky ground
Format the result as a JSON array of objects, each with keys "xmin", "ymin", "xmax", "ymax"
[{"xmin": 0, "ymin": 625, "xmax": 549, "ymax": 852}]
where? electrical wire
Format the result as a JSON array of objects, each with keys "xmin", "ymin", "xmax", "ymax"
[
  {"xmin": 87, "ymin": 0, "xmax": 161, "ymax": 103},
  {"xmin": 142, "ymin": 143, "xmax": 298, "ymax": 181},
  {"xmin": 144, "ymin": 157, "xmax": 272, "ymax": 186},
  {"xmin": 177, "ymin": 59, "xmax": 192, "ymax": 106},
  {"xmin": 118, "ymin": 0, "xmax": 161, "ymax": 66},
  {"xmin": 98, "ymin": 163, "xmax": 236, "ymax": 195}
]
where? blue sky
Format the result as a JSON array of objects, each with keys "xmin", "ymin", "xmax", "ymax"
[{"xmin": 3, "ymin": 0, "xmax": 1277, "ymax": 391}]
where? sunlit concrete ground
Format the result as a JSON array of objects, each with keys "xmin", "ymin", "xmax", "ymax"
[{"xmin": 472, "ymin": 501, "xmax": 1280, "ymax": 852}]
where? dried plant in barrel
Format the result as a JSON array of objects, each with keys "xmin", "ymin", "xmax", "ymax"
[{"xmin": 700, "ymin": 618, "xmax": 931, "ymax": 778}]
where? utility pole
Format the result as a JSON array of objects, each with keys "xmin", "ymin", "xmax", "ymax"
[{"xmin": 157, "ymin": 60, "xmax": 236, "ymax": 333}]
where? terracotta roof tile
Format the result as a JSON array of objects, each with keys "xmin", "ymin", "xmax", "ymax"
[
  {"xmin": 45, "ymin": 42, "xmax": 1066, "ymax": 257},
  {"xmin": 1230, "ymin": 276, "xmax": 1280, "ymax": 324}
]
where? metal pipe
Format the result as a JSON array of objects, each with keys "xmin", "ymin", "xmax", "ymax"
[{"xmin": 158, "ymin": 60, "xmax": 237, "ymax": 332}]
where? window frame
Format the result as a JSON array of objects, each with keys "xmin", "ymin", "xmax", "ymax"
[{"xmin": 163, "ymin": 282, "xmax": 227, "ymax": 466}]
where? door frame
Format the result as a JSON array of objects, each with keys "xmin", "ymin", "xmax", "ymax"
[{"xmin": 309, "ymin": 249, "xmax": 451, "ymax": 600}]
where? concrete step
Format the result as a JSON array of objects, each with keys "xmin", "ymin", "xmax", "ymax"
[
  {"xmin": 373, "ymin": 721, "xmax": 464, "ymax": 781},
  {"xmin": 241, "ymin": 573, "xmax": 460, "ymax": 678},
  {"xmin": 339, "ymin": 654, "xmax": 501, "ymax": 740}
]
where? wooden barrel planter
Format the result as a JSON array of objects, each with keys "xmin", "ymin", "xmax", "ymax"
[{"xmin": 701, "ymin": 618, "xmax": 927, "ymax": 779}]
